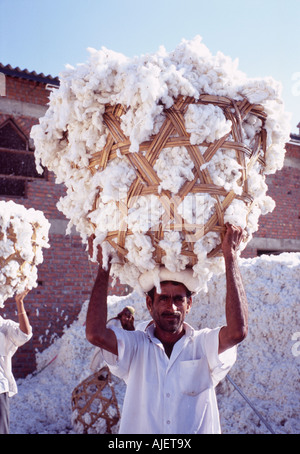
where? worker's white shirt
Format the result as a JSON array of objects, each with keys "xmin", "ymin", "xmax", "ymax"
[
  {"xmin": 90, "ymin": 319, "xmax": 122, "ymax": 372},
  {"xmin": 0, "ymin": 316, "xmax": 32, "ymax": 397},
  {"xmin": 102, "ymin": 322, "xmax": 236, "ymax": 434}
]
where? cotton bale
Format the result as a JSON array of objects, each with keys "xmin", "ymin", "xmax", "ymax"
[
  {"xmin": 0, "ymin": 200, "xmax": 50, "ymax": 307},
  {"xmin": 31, "ymin": 36, "xmax": 291, "ymax": 293}
]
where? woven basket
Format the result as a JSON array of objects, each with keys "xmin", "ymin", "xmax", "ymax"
[
  {"xmin": 0, "ymin": 225, "xmax": 38, "ymax": 286},
  {"xmin": 88, "ymin": 95, "xmax": 267, "ymax": 265},
  {"xmin": 71, "ymin": 366, "xmax": 120, "ymax": 434}
]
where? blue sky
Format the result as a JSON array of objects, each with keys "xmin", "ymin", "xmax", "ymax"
[{"xmin": 1, "ymin": 0, "xmax": 299, "ymax": 131}]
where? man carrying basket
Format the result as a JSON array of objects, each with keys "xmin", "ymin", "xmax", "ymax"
[{"xmin": 86, "ymin": 223, "xmax": 248, "ymax": 434}]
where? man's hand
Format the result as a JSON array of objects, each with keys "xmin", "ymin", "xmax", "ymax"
[
  {"xmin": 222, "ymin": 223, "xmax": 244, "ymax": 259},
  {"xmin": 86, "ymin": 235, "xmax": 117, "ymax": 355},
  {"xmin": 219, "ymin": 223, "xmax": 248, "ymax": 354},
  {"xmin": 15, "ymin": 288, "xmax": 31, "ymax": 335},
  {"xmin": 15, "ymin": 288, "xmax": 30, "ymax": 306}
]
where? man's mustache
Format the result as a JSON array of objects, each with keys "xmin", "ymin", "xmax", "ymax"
[{"xmin": 161, "ymin": 311, "xmax": 180, "ymax": 317}]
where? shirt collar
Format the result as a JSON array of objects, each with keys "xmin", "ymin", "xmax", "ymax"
[{"xmin": 146, "ymin": 320, "xmax": 195, "ymax": 342}]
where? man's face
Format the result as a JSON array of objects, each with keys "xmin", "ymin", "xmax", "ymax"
[
  {"xmin": 120, "ymin": 309, "xmax": 134, "ymax": 330},
  {"xmin": 146, "ymin": 281, "xmax": 192, "ymax": 334}
]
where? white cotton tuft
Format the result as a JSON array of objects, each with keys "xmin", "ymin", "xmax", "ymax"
[{"xmin": 185, "ymin": 104, "xmax": 232, "ymax": 144}]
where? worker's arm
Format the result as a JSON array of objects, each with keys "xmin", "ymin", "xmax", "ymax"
[
  {"xmin": 85, "ymin": 237, "xmax": 118, "ymax": 355},
  {"xmin": 218, "ymin": 223, "xmax": 248, "ymax": 354},
  {"xmin": 15, "ymin": 289, "xmax": 32, "ymax": 335}
]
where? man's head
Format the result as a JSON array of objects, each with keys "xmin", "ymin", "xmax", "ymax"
[
  {"xmin": 118, "ymin": 306, "xmax": 135, "ymax": 330},
  {"xmin": 146, "ymin": 281, "xmax": 192, "ymax": 334}
]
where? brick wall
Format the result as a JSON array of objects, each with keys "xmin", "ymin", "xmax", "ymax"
[
  {"xmin": 262, "ymin": 170, "xmax": 299, "ymax": 239},
  {"xmin": 241, "ymin": 140, "xmax": 300, "ymax": 258},
  {"xmin": 5, "ymin": 75, "xmax": 50, "ymax": 106}
]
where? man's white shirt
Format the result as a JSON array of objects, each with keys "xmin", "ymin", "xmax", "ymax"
[
  {"xmin": 102, "ymin": 322, "xmax": 236, "ymax": 434},
  {"xmin": 0, "ymin": 316, "xmax": 32, "ymax": 397}
]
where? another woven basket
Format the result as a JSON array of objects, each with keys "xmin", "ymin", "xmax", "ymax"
[
  {"xmin": 0, "ymin": 225, "xmax": 38, "ymax": 285},
  {"xmin": 88, "ymin": 95, "xmax": 267, "ymax": 265},
  {"xmin": 71, "ymin": 366, "xmax": 120, "ymax": 434}
]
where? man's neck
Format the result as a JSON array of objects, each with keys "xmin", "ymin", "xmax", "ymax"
[{"xmin": 154, "ymin": 326, "xmax": 186, "ymax": 358}]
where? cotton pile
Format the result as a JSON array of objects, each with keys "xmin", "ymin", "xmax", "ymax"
[
  {"xmin": 0, "ymin": 200, "xmax": 50, "ymax": 307},
  {"xmin": 9, "ymin": 253, "xmax": 299, "ymax": 434},
  {"xmin": 31, "ymin": 35, "xmax": 291, "ymax": 293},
  {"xmin": 189, "ymin": 252, "xmax": 300, "ymax": 434}
]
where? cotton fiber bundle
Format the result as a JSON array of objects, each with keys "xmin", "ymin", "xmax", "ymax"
[
  {"xmin": 31, "ymin": 36, "xmax": 291, "ymax": 293},
  {"xmin": 0, "ymin": 201, "xmax": 50, "ymax": 307}
]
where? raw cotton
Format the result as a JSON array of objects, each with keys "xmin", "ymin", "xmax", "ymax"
[
  {"xmin": 31, "ymin": 35, "xmax": 291, "ymax": 294},
  {"xmin": 0, "ymin": 200, "xmax": 50, "ymax": 307},
  {"xmin": 188, "ymin": 252, "xmax": 300, "ymax": 434},
  {"xmin": 9, "ymin": 253, "xmax": 299, "ymax": 434}
]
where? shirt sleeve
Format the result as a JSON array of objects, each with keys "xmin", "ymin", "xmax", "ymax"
[
  {"xmin": 203, "ymin": 326, "xmax": 237, "ymax": 387},
  {"xmin": 8, "ymin": 319, "xmax": 32, "ymax": 347},
  {"xmin": 0, "ymin": 319, "xmax": 32, "ymax": 356},
  {"xmin": 100, "ymin": 326, "xmax": 141, "ymax": 382}
]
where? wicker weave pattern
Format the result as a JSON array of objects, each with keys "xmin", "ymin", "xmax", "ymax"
[
  {"xmin": 88, "ymin": 95, "xmax": 267, "ymax": 264},
  {"xmin": 71, "ymin": 367, "xmax": 120, "ymax": 434},
  {"xmin": 0, "ymin": 225, "xmax": 38, "ymax": 285}
]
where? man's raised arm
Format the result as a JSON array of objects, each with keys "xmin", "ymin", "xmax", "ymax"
[
  {"xmin": 85, "ymin": 237, "xmax": 118, "ymax": 355},
  {"xmin": 218, "ymin": 223, "xmax": 248, "ymax": 354}
]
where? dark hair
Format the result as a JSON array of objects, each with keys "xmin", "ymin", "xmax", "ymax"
[{"xmin": 147, "ymin": 280, "xmax": 192, "ymax": 302}]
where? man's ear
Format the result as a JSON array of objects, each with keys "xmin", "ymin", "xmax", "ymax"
[
  {"xmin": 186, "ymin": 296, "xmax": 192, "ymax": 314},
  {"xmin": 146, "ymin": 294, "xmax": 153, "ymax": 314}
]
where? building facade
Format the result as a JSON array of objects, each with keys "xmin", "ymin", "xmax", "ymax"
[
  {"xmin": 243, "ymin": 127, "xmax": 300, "ymax": 257},
  {"xmin": 0, "ymin": 64, "xmax": 299, "ymax": 377}
]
